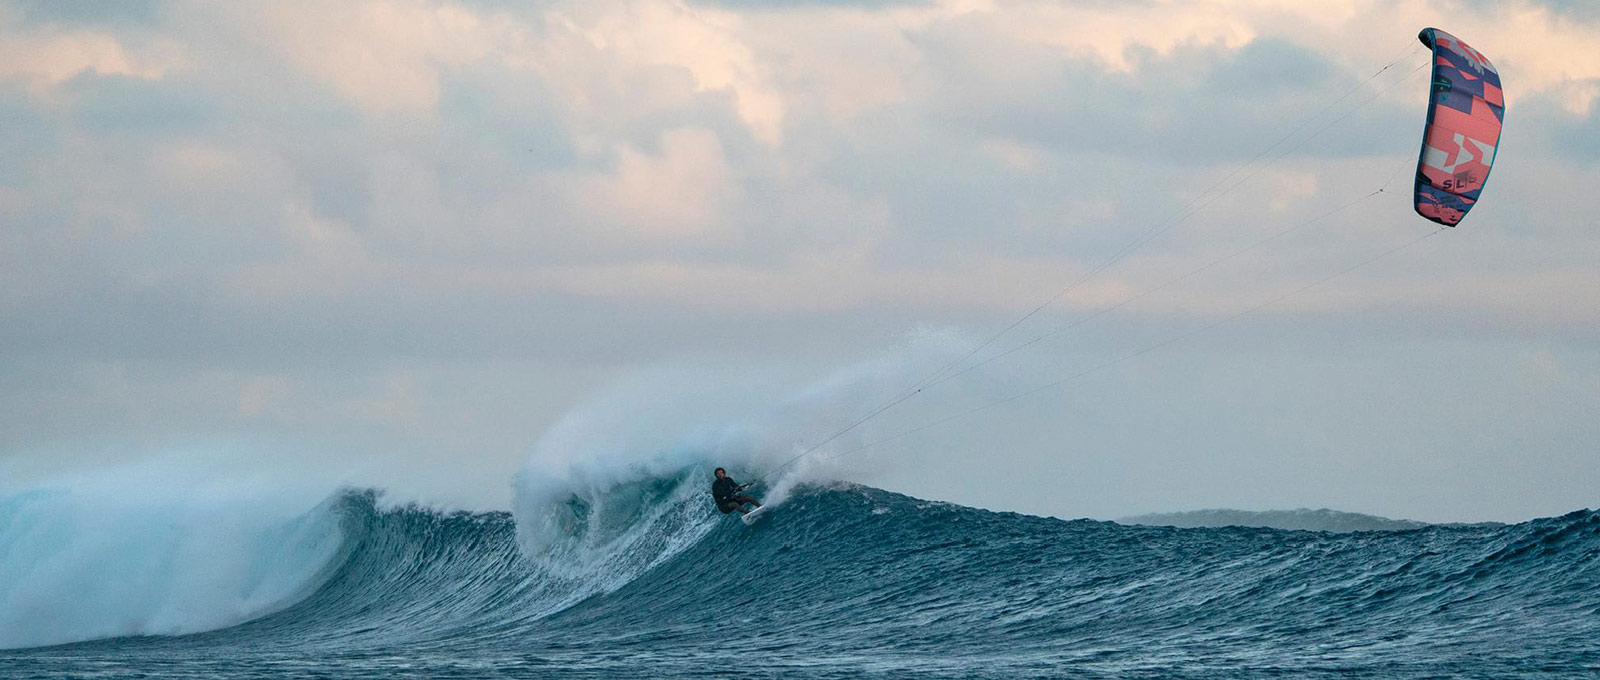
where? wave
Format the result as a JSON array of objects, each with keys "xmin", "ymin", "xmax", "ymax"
[
  {"xmin": 1118, "ymin": 508, "xmax": 1438, "ymax": 532},
  {"xmin": 0, "ymin": 336, "xmax": 982, "ymax": 652},
  {"xmin": 0, "ymin": 478, "xmax": 345, "ymax": 650},
  {"xmin": 3, "ymin": 476, "xmax": 1598, "ymax": 678}
]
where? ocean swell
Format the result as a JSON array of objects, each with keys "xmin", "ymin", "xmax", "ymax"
[{"xmin": 2, "ymin": 479, "xmax": 1597, "ymax": 678}]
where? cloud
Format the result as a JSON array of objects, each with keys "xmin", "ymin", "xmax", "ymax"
[
  {"xmin": 564, "ymin": 127, "xmax": 741, "ymax": 242},
  {"xmin": 6, "ymin": 0, "xmax": 164, "ymax": 29},
  {"xmin": 0, "ymin": 16, "xmax": 182, "ymax": 89},
  {"xmin": 214, "ymin": 1, "xmax": 499, "ymax": 115},
  {"xmin": 571, "ymin": 1, "xmax": 786, "ymax": 144},
  {"xmin": 2, "ymin": 0, "xmax": 1595, "ymax": 322}
]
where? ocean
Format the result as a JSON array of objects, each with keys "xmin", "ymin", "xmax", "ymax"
[{"xmin": 2, "ymin": 476, "xmax": 1597, "ymax": 678}]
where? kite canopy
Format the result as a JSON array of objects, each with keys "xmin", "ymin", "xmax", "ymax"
[{"xmin": 1413, "ymin": 28, "xmax": 1504, "ymax": 227}]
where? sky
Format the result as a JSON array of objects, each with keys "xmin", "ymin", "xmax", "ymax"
[{"xmin": 1, "ymin": 0, "xmax": 1597, "ymax": 523}]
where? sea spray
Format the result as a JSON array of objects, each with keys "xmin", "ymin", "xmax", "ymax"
[
  {"xmin": 509, "ymin": 333, "xmax": 979, "ymax": 557},
  {"xmin": 0, "ymin": 462, "xmax": 347, "ymax": 650}
]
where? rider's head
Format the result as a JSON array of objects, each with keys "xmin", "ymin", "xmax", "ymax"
[{"xmin": 714, "ymin": 467, "xmax": 726, "ymax": 478}]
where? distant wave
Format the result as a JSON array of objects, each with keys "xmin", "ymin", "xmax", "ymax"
[{"xmin": 1118, "ymin": 507, "xmax": 1438, "ymax": 532}]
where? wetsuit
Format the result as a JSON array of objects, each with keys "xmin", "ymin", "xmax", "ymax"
[{"xmin": 712, "ymin": 476, "xmax": 760, "ymax": 514}]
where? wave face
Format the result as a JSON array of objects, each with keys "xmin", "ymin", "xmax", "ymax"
[{"xmin": 2, "ymin": 480, "xmax": 1598, "ymax": 678}]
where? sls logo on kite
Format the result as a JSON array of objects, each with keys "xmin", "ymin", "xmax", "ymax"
[{"xmin": 1443, "ymin": 170, "xmax": 1477, "ymax": 191}]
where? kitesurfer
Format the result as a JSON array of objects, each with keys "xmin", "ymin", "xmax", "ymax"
[{"xmin": 712, "ymin": 467, "xmax": 762, "ymax": 515}]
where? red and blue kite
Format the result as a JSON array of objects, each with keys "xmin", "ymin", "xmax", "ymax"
[{"xmin": 1413, "ymin": 28, "xmax": 1504, "ymax": 227}]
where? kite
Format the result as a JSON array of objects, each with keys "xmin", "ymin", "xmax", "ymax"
[{"xmin": 1413, "ymin": 28, "xmax": 1504, "ymax": 226}]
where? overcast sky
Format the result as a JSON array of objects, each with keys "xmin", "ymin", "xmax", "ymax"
[{"xmin": 1, "ymin": 0, "xmax": 1596, "ymax": 522}]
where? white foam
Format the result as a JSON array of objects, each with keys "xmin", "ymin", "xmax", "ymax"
[
  {"xmin": 0, "ymin": 460, "xmax": 347, "ymax": 650},
  {"xmin": 509, "ymin": 331, "xmax": 976, "ymax": 589}
]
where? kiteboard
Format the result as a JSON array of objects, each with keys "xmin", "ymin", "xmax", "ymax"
[{"xmin": 740, "ymin": 505, "xmax": 769, "ymax": 526}]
